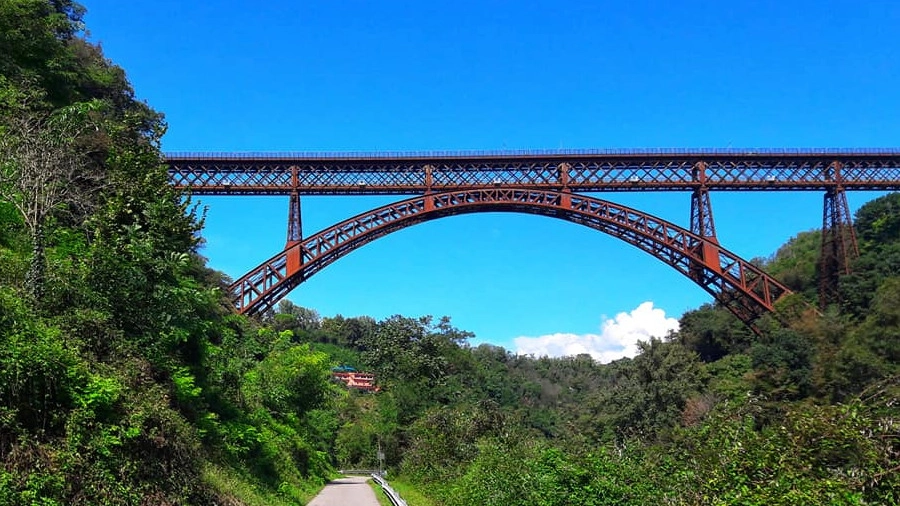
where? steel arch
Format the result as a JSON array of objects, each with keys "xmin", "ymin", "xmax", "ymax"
[{"xmin": 230, "ymin": 189, "xmax": 791, "ymax": 331}]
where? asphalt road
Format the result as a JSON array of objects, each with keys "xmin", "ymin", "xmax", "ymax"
[{"xmin": 307, "ymin": 476, "xmax": 380, "ymax": 506}]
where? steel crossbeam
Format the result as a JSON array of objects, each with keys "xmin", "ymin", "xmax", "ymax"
[
  {"xmin": 231, "ymin": 189, "xmax": 790, "ymax": 332},
  {"xmin": 167, "ymin": 150, "xmax": 900, "ymax": 195}
]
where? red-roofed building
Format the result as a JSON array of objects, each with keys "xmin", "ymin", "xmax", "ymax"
[{"xmin": 332, "ymin": 370, "xmax": 379, "ymax": 392}]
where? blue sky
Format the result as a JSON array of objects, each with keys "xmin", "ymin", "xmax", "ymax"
[{"xmin": 82, "ymin": 0, "xmax": 898, "ymax": 357}]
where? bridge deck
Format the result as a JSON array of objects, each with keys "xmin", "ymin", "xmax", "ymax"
[{"xmin": 166, "ymin": 149, "xmax": 900, "ymax": 195}]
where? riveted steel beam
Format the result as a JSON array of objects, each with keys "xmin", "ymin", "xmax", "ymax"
[{"xmin": 168, "ymin": 150, "xmax": 900, "ymax": 195}]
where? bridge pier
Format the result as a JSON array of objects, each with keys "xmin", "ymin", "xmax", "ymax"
[
  {"xmin": 689, "ymin": 162, "xmax": 721, "ymax": 286},
  {"xmin": 286, "ymin": 165, "xmax": 302, "ymax": 246},
  {"xmin": 690, "ymin": 187, "xmax": 718, "ymax": 242},
  {"xmin": 690, "ymin": 162, "xmax": 718, "ymax": 242},
  {"xmin": 818, "ymin": 185, "xmax": 859, "ymax": 308},
  {"xmin": 688, "ymin": 187, "xmax": 722, "ymax": 288},
  {"xmin": 287, "ymin": 191, "xmax": 302, "ymax": 245}
]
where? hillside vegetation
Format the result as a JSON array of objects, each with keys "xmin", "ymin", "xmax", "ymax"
[{"xmin": 1, "ymin": 2, "xmax": 898, "ymax": 505}]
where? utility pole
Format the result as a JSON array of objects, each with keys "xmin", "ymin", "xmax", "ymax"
[{"xmin": 376, "ymin": 440, "xmax": 385, "ymax": 476}]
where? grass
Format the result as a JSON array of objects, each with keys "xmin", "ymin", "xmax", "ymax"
[
  {"xmin": 368, "ymin": 479, "xmax": 394, "ymax": 506},
  {"xmin": 384, "ymin": 477, "xmax": 440, "ymax": 506}
]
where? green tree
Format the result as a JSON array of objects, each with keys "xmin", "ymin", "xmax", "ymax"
[
  {"xmin": 609, "ymin": 337, "xmax": 708, "ymax": 437},
  {"xmin": 362, "ymin": 315, "xmax": 470, "ymax": 387},
  {"xmin": 841, "ymin": 193, "xmax": 900, "ymax": 317},
  {"xmin": 0, "ymin": 96, "xmax": 106, "ymax": 300},
  {"xmin": 271, "ymin": 299, "xmax": 321, "ymax": 336},
  {"xmin": 241, "ymin": 340, "xmax": 333, "ymax": 416},
  {"xmin": 678, "ymin": 304, "xmax": 753, "ymax": 362},
  {"xmin": 854, "ymin": 192, "xmax": 900, "ymax": 248},
  {"xmin": 749, "ymin": 327, "xmax": 814, "ymax": 400},
  {"xmin": 763, "ymin": 229, "xmax": 821, "ymax": 296}
]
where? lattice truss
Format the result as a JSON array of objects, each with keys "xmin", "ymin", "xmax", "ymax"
[
  {"xmin": 231, "ymin": 189, "xmax": 790, "ymax": 330},
  {"xmin": 819, "ymin": 188, "xmax": 861, "ymax": 307},
  {"xmin": 168, "ymin": 152, "xmax": 900, "ymax": 195}
]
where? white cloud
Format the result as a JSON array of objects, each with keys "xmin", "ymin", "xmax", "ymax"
[{"xmin": 513, "ymin": 302, "xmax": 679, "ymax": 363}]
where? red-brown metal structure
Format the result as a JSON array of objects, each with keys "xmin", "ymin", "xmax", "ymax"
[
  {"xmin": 227, "ymin": 189, "xmax": 788, "ymax": 331},
  {"xmin": 168, "ymin": 149, "xmax": 900, "ymax": 195},
  {"xmin": 166, "ymin": 149, "xmax": 900, "ymax": 329},
  {"xmin": 287, "ymin": 191, "xmax": 302, "ymax": 244},
  {"xmin": 819, "ymin": 186, "xmax": 860, "ymax": 308}
]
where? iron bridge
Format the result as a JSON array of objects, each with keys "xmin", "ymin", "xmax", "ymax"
[{"xmin": 166, "ymin": 149, "xmax": 900, "ymax": 333}]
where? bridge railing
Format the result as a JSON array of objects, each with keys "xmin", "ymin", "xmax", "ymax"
[
  {"xmin": 164, "ymin": 147, "xmax": 900, "ymax": 160},
  {"xmin": 371, "ymin": 473, "xmax": 407, "ymax": 506}
]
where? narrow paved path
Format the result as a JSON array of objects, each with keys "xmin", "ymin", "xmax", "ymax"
[{"xmin": 307, "ymin": 475, "xmax": 380, "ymax": 506}]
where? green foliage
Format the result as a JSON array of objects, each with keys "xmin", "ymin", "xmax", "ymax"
[
  {"xmin": 171, "ymin": 367, "xmax": 202, "ymax": 404},
  {"xmin": 841, "ymin": 193, "xmax": 900, "ymax": 317},
  {"xmin": 0, "ymin": 287, "xmax": 82, "ymax": 437},
  {"xmin": 660, "ymin": 387, "xmax": 900, "ymax": 505},
  {"xmin": 385, "ymin": 196, "xmax": 900, "ymax": 505},
  {"xmin": 763, "ymin": 229, "xmax": 821, "ymax": 296},
  {"xmin": 678, "ymin": 304, "xmax": 754, "ymax": 361},
  {"xmin": 854, "ymin": 192, "xmax": 900, "ymax": 248},
  {"xmin": 841, "ymin": 243, "xmax": 900, "ymax": 318},
  {"xmin": 335, "ymin": 417, "xmax": 377, "ymax": 467},
  {"xmin": 73, "ymin": 373, "xmax": 122, "ymax": 413},
  {"xmin": 0, "ymin": 282, "xmax": 210, "ymax": 503},
  {"xmin": 269, "ymin": 299, "xmax": 322, "ymax": 336},
  {"xmin": 591, "ymin": 337, "xmax": 708, "ymax": 438},
  {"xmin": 0, "ymin": 0, "xmax": 86, "ymax": 107},
  {"xmin": 0, "ymin": 3, "xmax": 338, "ymax": 502},
  {"xmin": 704, "ymin": 352, "xmax": 753, "ymax": 402},
  {"xmin": 530, "ymin": 447, "xmax": 660, "ymax": 506},
  {"xmin": 201, "ymin": 463, "xmax": 322, "ymax": 506},
  {"xmin": 2, "ymin": 3, "xmax": 898, "ymax": 502},
  {"xmin": 436, "ymin": 440, "xmax": 661, "ymax": 506},
  {"xmin": 321, "ymin": 314, "xmax": 377, "ymax": 349},
  {"xmin": 363, "ymin": 315, "xmax": 469, "ymax": 385},
  {"xmin": 402, "ymin": 401, "xmax": 508, "ymax": 483},
  {"xmin": 241, "ymin": 341, "xmax": 332, "ymax": 415},
  {"xmin": 442, "ymin": 438, "xmax": 541, "ymax": 505},
  {"xmin": 749, "ymin": 327, "xmax": 814, "ymax": 400},
  {"xmin": 310, "ymin": 341, "xmax": 364, "ymax": 370},
  {"xmin": 829, "ymin": 277, "xmax": 900, "ymax": 397}
]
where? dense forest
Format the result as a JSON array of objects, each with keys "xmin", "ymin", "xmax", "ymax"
[{"xmin": 1, "ymin": 2, "xmax": 898, "ymax": 505}]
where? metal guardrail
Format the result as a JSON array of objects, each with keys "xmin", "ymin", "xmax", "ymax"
[{"xmin": 371, "ymin": 473, "xmax": 407, "ymax": 506}]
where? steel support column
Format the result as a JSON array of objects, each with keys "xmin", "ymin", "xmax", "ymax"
[
  {"xmin": 688, "ymin": 162, "xmax": 721, "ymax": 291},
  {"xmin": 690, "ymin": 162, "xmax": 718, "ymax": 242},
  {"xmin": 690, "ymin": 187, "xmax": 718, "ymax": 242},
  {"xmin": 818, "ymin": 185, "xmax": 859, "ymax": 308},
  {"xmin": 287, "ymin": 191, "xmax": 302, "ymax": 245},
  {"xmin": 286, "ymin": 166, "xmax": 302, "ymax": 246}
]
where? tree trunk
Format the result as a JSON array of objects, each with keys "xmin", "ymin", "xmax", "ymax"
[{"xmin": 26, "ymin": 223, "xmax": 45, "ymax": 303}]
